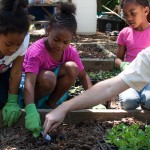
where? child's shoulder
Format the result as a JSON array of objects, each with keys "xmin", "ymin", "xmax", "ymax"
[
  {"xmin": 119, "ymin": 27, "xmax": 133, "ymax": 36},
  {"xmin": 64, "ymin": 44, "xmax": 78, "ymax": 56},
  {"xmin": 31, "ymin": 38, "xmax": 44, "ymax": 46},
  {"xmin": 66, "ymin": 44, "xmax": 76, "ymax": 51},
  {"xmin": 29, "ymin": 38, "xmax": 45, "ymax": 50},
  {"xmin": 27, "ymin": 38, "xmax": 45, "ymax": 55},
  {"xmin": 120, "ymin": 26, "xmax": 132, "ymax": 33}
]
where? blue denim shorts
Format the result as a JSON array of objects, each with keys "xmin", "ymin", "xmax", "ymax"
[{"xmin": 18, "ymin": 67, "xmax": 68, "ymax": 109}]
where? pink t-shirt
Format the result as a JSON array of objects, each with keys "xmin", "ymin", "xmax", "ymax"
[
  {"xmin": 23, "ymin": 38, "xmax": 84, "ymax": 74},
  {"xmin": 117, "ymin": 26, "xmax": 150, "ymax": 62}
]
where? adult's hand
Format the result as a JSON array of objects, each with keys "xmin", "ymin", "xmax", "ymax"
[{"xmin": 43, "ymin": 103, "xmax": 68, "ymax": 136}]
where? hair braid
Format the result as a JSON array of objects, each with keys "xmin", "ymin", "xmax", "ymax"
[{"xmin": 49, "ymin": 2, "xmax": 77, "ymax": 35}]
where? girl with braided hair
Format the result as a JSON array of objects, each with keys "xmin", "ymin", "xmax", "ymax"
[
  {"xmin": 115, "ymin": 0, "xmax": 150, "ymax": 110},
  {"xmin": 19, "ymin": 2, "xmax": 92, "ymax": 137},
  {"xmin": 0, "ymin": 0, "xmax": 30, "ymax": 127}
]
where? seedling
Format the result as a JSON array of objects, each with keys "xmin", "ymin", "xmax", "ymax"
[{"xmin": 106, "ymin": 123, "xmax": 150, "ymax": 149}]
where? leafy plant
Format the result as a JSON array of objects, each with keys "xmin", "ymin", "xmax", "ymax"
[
  {"xmin": 68, "ymin": 85, "xmax": 84, "ymax": 99},
  {"xmin": 106, "ymin": 123, "xmax": 150, "ymax": 150},
  {"xmin": 88, "ymin": 67, "xmax": 121, "ymax": 82}
]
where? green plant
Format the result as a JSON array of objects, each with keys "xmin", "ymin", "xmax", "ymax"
[
  {"xmin": 88, "ymin": 68, "xmax": 121, "ymax": 82},
  {"xmin": 106, "ymin": 123, "xmax": 150, "ymax": 150}
]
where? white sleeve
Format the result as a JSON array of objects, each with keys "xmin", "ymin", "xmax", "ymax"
[
  {"xmin": 18, "ymin": 33, "xmax": 30, "ymax": 56},
  {"xmin": 118, "ymin": 46, "xmax": 150, "ymax": 91}
]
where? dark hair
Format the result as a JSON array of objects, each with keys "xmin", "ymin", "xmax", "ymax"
[
  {"xmin": 49, "ymin": 2, "xmax": 77, "ymax": 35},
  {"xmin": 0, "ymin": 0, "xmax": 30, "ymax": 34},
  {"xmin": 121, "ymin": 0, "xmax": 149, "ymax": 8}
]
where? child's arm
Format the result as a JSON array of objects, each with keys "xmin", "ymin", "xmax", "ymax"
[
  {"xmin": 24, "ymin": 72, "xmax": 37, "ymax": 105},
  {"xmin": 2, "ymin": 56, "xmax": 24, "ymax": 127},
  {"xmin": 115, "ymin": 44, "xmax": 126, "ymax": 68},
  {"xmin": 115, "ymin": 44, "xmax": 129, "ymax": 71},
  {"xmin": 24, "ymin": 72, "xmax": 41, "ymax": 138},
  {"xmin": 78, "ymin": 69, "xmax": 92, "ymax": 90},
  {"xmin": 9, "ymin": 56, "xmax": 24, "ymax": 94}
]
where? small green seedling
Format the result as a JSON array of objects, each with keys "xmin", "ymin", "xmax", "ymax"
[{"xmin": 106, "ymin": 123, "xmax": 150, "ymax": 150}]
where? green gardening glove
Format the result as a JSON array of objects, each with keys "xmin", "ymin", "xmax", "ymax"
[
  {"xmin": 120, "ymin": 62, "xmax": 130, "ymax": 71},
  {"xmin": 2, "ymin": 94, "xmax": 21, "ymax": 127},
  {"xmin": 25, "ymin": 103, "xmax": 41, "ymax": 138}
]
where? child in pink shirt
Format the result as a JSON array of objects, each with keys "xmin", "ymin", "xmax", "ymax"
[
  {"xmin": 115, "ymin": 0, "xmax": 150, "ymax": 110},
  {"xmin": 19, "ymin": 2, "xmax": 92, "ymax": 137},
  {"xmin": 117, "ymin": 26, "xmax": 150, "ymax": 62}
]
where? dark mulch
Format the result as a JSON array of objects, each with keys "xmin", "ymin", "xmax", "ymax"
[{"xmin": 0, "ymin": 117, "xmax": 144, "ymax": 150}]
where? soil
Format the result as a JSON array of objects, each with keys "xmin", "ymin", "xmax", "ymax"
[
  {"xmin": 72, "ymin": 32, "xmax": 118, "ymax": 57},
  {"xmin": 0, "ymin": 117, "xmax": 145, "ymax": 150}
]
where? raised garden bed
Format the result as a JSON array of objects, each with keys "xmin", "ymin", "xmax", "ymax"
[{"xmin": 0, "ymin": 109, "xmax": 150, "ymax": 149}]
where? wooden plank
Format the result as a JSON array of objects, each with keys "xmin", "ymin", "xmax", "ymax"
[
  {"xmin": 0, "ymin": 109, "xmax": 150, "ymax": 127},
  {"xmin": 65, "ymin": 109, "xmax": 150, "ymax": 124},
  {"xmin": 81, "ymin": 58, "xmax": 114, "ymax": 71}
]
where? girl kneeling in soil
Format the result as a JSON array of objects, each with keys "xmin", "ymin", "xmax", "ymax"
[
  {"xmin": 0, "ymin": 0, "xmax": 30, "ymax": 127},
  {"xmin": 19, "ymin": 2, "xmax": 92, "ymax": 137},
  {"xmin": 115, "ymin": 0, "xmax": 150, "ymax": 110}
]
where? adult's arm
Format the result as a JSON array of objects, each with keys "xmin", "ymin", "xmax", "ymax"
[{"xmin": 43, "ymin": 76, "xmax": 129, "ymax": 136}]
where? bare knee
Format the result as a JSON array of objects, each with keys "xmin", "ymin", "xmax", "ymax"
[
  {"xmin": 64, "ymin": 61, "xmax": 79, "ymax": 81},
  {"xmin": 37, "ymin": 70, "xmax": 56, "ymax": 91}
]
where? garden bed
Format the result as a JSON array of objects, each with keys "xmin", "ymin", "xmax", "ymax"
[{"xmin": 0, "ymin": 114, "xmax": 149, "ymax": 150}]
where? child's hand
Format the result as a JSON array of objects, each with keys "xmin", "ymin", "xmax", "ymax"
[
  {"xmin": 120, "ymin": 62, "xmax": 130, "ymax": 71},
  {"xmin": 2, "ymin": 94, "xmax": 21, "ymax": 127},
  {"xmin": 43, "ymin": 103, "xmax": 68, "ymax": 136},
  {"xmin": 25, "ymin": 104, "xmax": 41, "ymax": 138}
]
